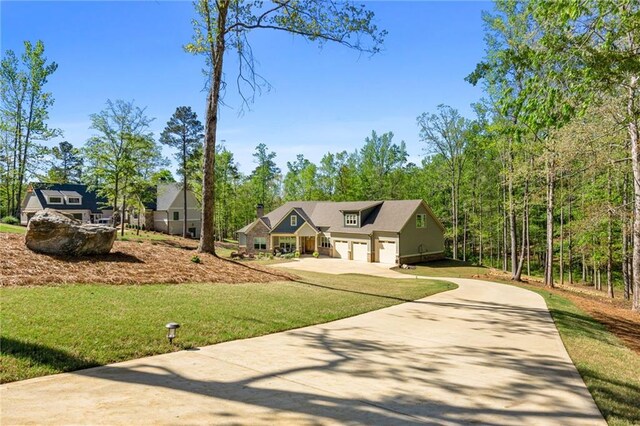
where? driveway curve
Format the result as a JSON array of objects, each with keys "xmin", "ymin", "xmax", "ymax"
[{"xmin": 1, "ymin": 260, "xmax": 603, "ymax": 425}]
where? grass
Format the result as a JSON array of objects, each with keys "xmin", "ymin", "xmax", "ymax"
[
  {"xmin": 396, "ymin": 260, "xmax": 640, "ymax": 425},
  {"xmin": 393, "ymin": 259, "xmax": 487, "ymax": 278},
  {"xmin": 0, "ymin": 223, "xmax": 26, "ymax": 234},
  {"xmin": 117, "ymin": 229, "xmax": 174, "ymax": 242},
  {"xmin": 0, "ymin": 271, "xmax": 455, "ymax": 383}
]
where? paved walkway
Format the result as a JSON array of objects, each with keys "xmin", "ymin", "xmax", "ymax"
[{"xmin": 0, "ymin": 260, "xmax": 604, "ymax": 425}]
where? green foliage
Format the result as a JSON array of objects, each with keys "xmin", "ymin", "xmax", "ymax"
[
  {"xmin": 83, "ymin": 100, "xmax": 165, "ymax": 216},
  {"xmin": 1, "ymin": 216, "xmax": 19, "ymax": 225},
  {"xmin": 0, "ymin": 40, "xmax": 58, "ymax": 217},
  {"xmin": 313, "ymin": 251, "xmax": 319, "ymax": 258},
  {"xmin": 44, "ymin": 141, "xmax": 83, "ymax": 184},
  {"xmin": 190, "ymin": 255, "xmax": 201, "ymax": 264}
]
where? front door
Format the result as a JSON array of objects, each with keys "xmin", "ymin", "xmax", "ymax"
[{"xmin": 305, "ymin": 237, "xmax": 315, "ymax": 253}]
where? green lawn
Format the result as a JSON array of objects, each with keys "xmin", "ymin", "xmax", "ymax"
[
  {"xmin": 0, "ymin": 271, "xmax": 455, "ymax": 383},
  {"xmin": 393, "ymin": 259, "xmax": 488, "ymax": 278},
  {"xmin": 0, "ymin": 223, "xmax": 26, "ymax": 234},
  {"xmin": 397, "ymin": 260, "xmax": 640, "ymax": 425}
]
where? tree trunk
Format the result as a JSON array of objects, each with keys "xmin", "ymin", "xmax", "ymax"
[
  {"xmin": 502, "ymin": 175, "xmax": 508, "ymax": 271},
  {"xmin": 623, "ymin": 168, "xmax": 630, "ymax": 300},
  {"xmin": 607, "ymin": 164, "xmax": 614, "ymax": 298},
  {"xmin": 198, "ymin": 0, "xmax": 229, "ymax": 254},
  {"xmin": 463, "ymin": 208, "xmax": 467, "ymax": 262},
  {"xmin": 628, "ymin": 75, "xmax": 640, "ymax": 311},
  {"xmin": 568, "ymin": 183, "xmax": 573, "ymax": 285},
  {"xmin": 544, "ymin": 156, "xmax": 555, "ymax": 288},
  {"xmin": 559, "ymin": 173, "xmax": 564, "ymax": 286},
  {"xmin": 183, "ymin": 150, "xmax": 188, "ymax": 239},
  {"xmin": 479, "ymin": 193, "xmax": 483, "ymax": 265}
]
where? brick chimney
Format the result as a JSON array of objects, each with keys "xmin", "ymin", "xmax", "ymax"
[{"xmin": 256, "ymin": 203, "xmax": 264, "ymax": 218}]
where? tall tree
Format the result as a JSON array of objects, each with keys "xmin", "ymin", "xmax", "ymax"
[
  {"xmin": 185, "ymin": 0, "xmax": 385, "ymax": 254},
  {"xmin": 83, "ymin": 99, "xmax": 154, "ymax": 225},
  {"xmin": 358, "ymin": 131, "xmax": 408, "ymax": 200},
  {"xmin": 45, "ymin": 141, "xmax": 83, "ymax": 183},
  {"xmin": 0, "ymin": 40, "xmax": 58, "ymax": 217},
  {"xmin": 160, "ymin": 106, "xmax": 204, "ymax": 238},
  {"xmin": 418, "ymin": 105, "xmax": 469, "ymax": 259},
  {"xmin": 250, "ymin": 143, "xmax": 280, "ymax": 210},
  {"xmin": 527, "ymin": 0, "xmax": 639, "ymax": 304}
]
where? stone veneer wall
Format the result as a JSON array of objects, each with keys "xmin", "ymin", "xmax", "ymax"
[{"xmin": 245, "ymin": 220, "xmax": 270, "ymax": 254}]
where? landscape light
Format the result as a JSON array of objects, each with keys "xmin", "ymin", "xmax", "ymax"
[{"xmin": 165, "ymin": 322, "xmax": 180, "ymax": 344}]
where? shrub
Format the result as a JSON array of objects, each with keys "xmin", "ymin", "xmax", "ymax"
[
  {"xmin": 191, "ymin": 255, "xmax": 201, "ymax": 264},
  {"xmin": 282, "ymin": 253, "xmax": 295, "ymax": 259},
  {"xmin": 313, "ymin": 251, "xmax": 319, "ymax": 258},
  {"xmin": 1, "ymin": 216, "xmax": 19, "ymax": 225},
  {"xmin": 294, "ymin": 251, "xmax": 300, "ymax": 258}
]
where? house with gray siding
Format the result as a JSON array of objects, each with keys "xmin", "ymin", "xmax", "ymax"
[{"xmin": 237, "ymin": 200, "xmax": 445, "ymax": 265}]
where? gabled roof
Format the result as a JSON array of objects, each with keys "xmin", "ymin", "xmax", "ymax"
[
  {"xmin": 237, "ymin": 200, "xmax": 444, "ymax": 235},
  {"xmin": 27, "ymin": 183, "xmax": 107, "ymax": 213},
  {"xmin": 155, "ymin": 183, "xmax": 200, "ymax": 211}
]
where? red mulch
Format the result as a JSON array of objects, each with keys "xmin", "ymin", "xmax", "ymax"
[{"xmin": 0, "ymin": 234, "xmax": 292, "ymax": 286}]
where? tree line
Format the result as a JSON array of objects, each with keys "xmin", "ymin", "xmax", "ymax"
[{"xmin": 2, "ymin": 1, "xmax": 637, "ymax": 310}]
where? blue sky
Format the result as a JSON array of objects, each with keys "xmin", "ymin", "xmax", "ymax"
[{"xmin": 2, "ymin": 1, "xmax": 490, "ymax": 175}]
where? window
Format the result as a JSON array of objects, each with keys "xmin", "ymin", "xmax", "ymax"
[
  {"xmin": 48, "ymin": 196, "xmax": 63, "ymax": 204},
  {"xmin": 278, "ymin": 236, "xmax": 296, "ymax": 252},
  {"xmin": 254, "ymin": 237, "xmax": 267, "ymax": 250},
  {"xmin": 320, "ymin": 236, "xmax": 331, "ymax": 248},
  {"xmin": 290, "ymin": 215, "xmax": 298, "ymax": 227},
  {"xmin": 67, "ymin": 197, "xmax": 81, "ymax": 204},
  {"xmin": 173, "ymin": 211, "xmax": 179, "ymax": 221},
  {"xmin": 416, "ymin": 214, "xmax": 427, "ymax": 228},
  {"xmin": 345, "ymin": 213, "xmax": 358, "ymax": 226}
]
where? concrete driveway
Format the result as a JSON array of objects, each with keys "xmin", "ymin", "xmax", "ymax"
[{"xmin": 0, "ymin": 260, "xmax": 603, "ymax": 425}]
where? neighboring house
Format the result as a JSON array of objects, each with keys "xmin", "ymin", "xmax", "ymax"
[
  {"xmin": 20, "ymin": 183, "xmax": 110, "ymax": 225},
  {"xmin": 151, "ymin": 183, "xmax": 201, "ymax": 238},
  {"xmin": 237, "ymin": 200, "xmax": 445, "ymax": 265}
]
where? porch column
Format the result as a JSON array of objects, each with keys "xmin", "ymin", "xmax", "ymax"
[
  {"xmin": 315, "ymin": 233, "xmax": 319, "ymax": 253},
  {"xmin": 296, "ymin": 235, "xmax": 300, "ymax": 253}
]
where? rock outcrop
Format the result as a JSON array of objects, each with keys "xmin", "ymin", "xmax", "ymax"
[{"xmin": 25, "ymin": 209, "xmax": 116, "ymax": 255}]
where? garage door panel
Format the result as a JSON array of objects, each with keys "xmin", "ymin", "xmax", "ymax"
[
  {"xmin": 378, "ymin": 241, "xmax": 396, "ymax": 264},
  {"xmin": 352, "ymin": 242, "xmax": 367, "ymax": 262},
  {"xmin": 334, "ymin": 241, "xmax": 349, "ymax": 259}
]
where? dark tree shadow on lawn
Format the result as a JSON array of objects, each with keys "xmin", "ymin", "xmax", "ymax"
[{"xmin": 1, "ymin": 337, "xmax": 99, "ymax": 375}]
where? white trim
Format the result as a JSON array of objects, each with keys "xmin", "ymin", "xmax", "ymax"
[
  {"xmin": 344, "ymin": 213, "xmax": 358, "ymax": 226},
  {"xmin": 290, "ymin": 214, "xmax": 298, "ymax": 226}
]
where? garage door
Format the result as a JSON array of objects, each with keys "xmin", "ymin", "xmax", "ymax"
[
  {"xmin": 352, "ymin": 242, "xmax": 368, "ymax": 262},
  {"xmin": 334, "ymin": 241, "xmax": 349, "ymax": 259},
  {"xmin": 378, "ymin": 241, "xmax": 396, "ymax": 264}
]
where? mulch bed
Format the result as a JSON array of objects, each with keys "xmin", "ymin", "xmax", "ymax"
[
  {"xmin": 477, "ymin": 269, "xmax": 640, "ymax": 354},
  {"xmin": 0, "ymin": 234, "xmax": 292, "ymax": 286}
]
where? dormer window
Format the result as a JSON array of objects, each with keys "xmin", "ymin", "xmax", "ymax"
[
  {"xmin": 67, "ymin": 197, "xmax": 81, "ymax": 205},
  {"xmin": 345, "ymin": 213, "xmax": 358, "ymax": 226},
  {"xmin": 290, "ymin": 215, "xmax": 298, "ymax": 226},
  {"xmin": 48, "ymin": 196, "xmax": 63, "ymax": 204}
]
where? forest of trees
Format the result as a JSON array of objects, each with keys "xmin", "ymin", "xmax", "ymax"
[{"xmin": 1, "ymin": 1, "xmax": 638, "ymax": 309}]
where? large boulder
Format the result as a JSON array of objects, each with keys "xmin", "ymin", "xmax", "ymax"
[{"xmin": 25, "ymin": 209, "xmax": 116, "ymax": 255}]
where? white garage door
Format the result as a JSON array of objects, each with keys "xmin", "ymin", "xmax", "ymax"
[
  {"xmin": 378, "ymin": 241, "xmax": 396, "ymax": 264},
  {"xmin": 334, "ymin": 241, "xmax": 349, "ymax": 259},
  {"xmin": 352, "ymin": 242, "xmax": 368, "ymax": 262}
]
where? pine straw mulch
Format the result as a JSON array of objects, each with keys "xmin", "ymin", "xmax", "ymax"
[
  {"xmin": 475, "ymin": 269, "xmax": 640, "ymax": 354},
  {"xmin": 0, "ymin": 234, "xmax": 293, "ymax": 286}
]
